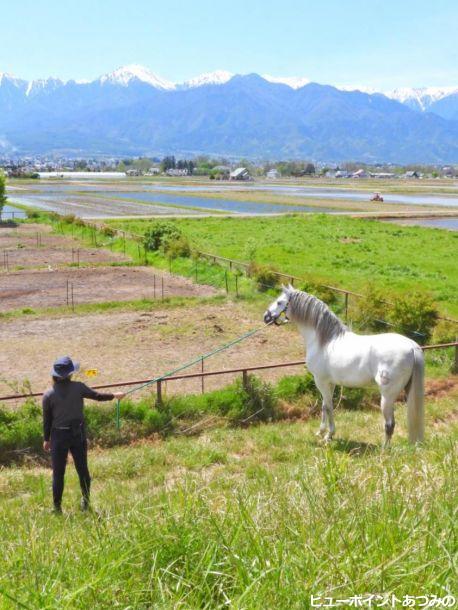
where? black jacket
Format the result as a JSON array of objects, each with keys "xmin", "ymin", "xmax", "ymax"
[{"xmin": 42, "ymin": 380, "xmax": 114, "ymax": 441}]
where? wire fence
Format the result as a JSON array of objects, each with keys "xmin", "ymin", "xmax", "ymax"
[
  {"xmin": 2, "ymin": 216, "xmax": 456, "ymax": 342},
  {"xmin": 26, "ymin": 219, "xmax": 458, "ymax": 342}
]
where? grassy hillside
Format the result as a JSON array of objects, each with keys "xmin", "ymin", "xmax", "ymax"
[
  {"xmin": 1, "ymin": 393, "xmax": 456, "ymax": 609},
  {"xmin": 108, "ymin": 215, "xmax": 458, "ymax": 317}
]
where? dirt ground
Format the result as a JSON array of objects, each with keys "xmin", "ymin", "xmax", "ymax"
[
  {"xmin": 0, "ymin": 223, "xmax": 128, "ymax": 269},
  {"xmin": 0, "ymin": 265, "xmax": 217, "ymax": 312},
  {"xmin": 0, "ymin": 302, "xmax": 305, "ymax": 400}
]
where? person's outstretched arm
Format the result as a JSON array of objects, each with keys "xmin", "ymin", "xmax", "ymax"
[{"xmin": 81, "ymin": 384, "xmax": 125, "ymax": 401}]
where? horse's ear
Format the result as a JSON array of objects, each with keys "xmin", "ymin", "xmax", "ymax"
[
  {"xmin": 281, "ymin": 284, "xmax": 287, "ymax": 292},
  {"xmin": 288, "ymin": 283, "xmax": 294, "ymax": 292}
]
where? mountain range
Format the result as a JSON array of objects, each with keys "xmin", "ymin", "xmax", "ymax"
[{"xmin": 1, "ymin": 65, "xmax": 457, "ymax": 163}]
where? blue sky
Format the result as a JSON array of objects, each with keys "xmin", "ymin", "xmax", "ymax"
[{"xmin": 2, "ymin": 0, "xmax": 457, "ymax": 88}]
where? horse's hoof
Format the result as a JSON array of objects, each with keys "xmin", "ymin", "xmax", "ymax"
[
  {"xmin": 316, "ymin": 428, "xmax": 326, "ymax": 437},
  {"xmin": 324, "ymin": 434, "xmax": 334, "ymax": 443}
]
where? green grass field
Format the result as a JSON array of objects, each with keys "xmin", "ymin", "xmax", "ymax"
[
  {"xmin": 1, "ymin": 207, "xmax": 456, "ymax": 609},
  {"xmin": 1, "ymin": 392, "xmax": 456, "ymax": 609},
  {"xmin": 108, "ymin": 214, "xmax": 458, "ymax": 317}
]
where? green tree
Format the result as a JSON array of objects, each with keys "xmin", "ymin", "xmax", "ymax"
[{"xmin": 0, "ymin": 172, "xmax": 7, "ymax": 219}]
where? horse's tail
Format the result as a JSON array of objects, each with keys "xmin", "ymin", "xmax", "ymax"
[{"xmin": 406, "ymin": 347, "xmax": 425, "ymax": 443}]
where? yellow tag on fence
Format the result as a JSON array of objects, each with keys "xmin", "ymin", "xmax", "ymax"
[{"xmin": 84, "ymin": 369, "xmax": 98, "ymax": 378}]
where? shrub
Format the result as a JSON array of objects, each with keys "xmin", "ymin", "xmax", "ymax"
[
  {"xmin": 432, "ymin": 320, "xmax": 457, "ymax": 344},
  {"xmin": 100, "ymin": 226, "xmax": 116, "ymax": 238},
  {"xmin": 230, "ymin": 375, "xmax": 278, "ymax": 425},
  {"xmin": 166, "ymin": 235, "xmax": 191, "ymax": 259},
  {"xmin": 143, "ymin": 222, "xmax": 182, "ymax": 252},
  {"xmin": 61, "ymin": 214, "xmax": 77, "ymax": 224},
  {"xmin": 276, "ymin": 373, "xmax": 320, "ymax": 402},
  {"xmin": 351, "ymin": 284, "xmax": 390, "ymax": 332},
  {"xmin": 26, "ymin": 210, "xmax": 40, "ymax": 219},
  {"xmin": 300, "ymin": 280, "xmax": 339, "ymax": 307},
  {"xmin": 389, "ymin": 292, "xmax": 439, "ymax": 344},
  {"xmin": 248, "ymin": 263, "xmax": 279, "ymax": 292}
]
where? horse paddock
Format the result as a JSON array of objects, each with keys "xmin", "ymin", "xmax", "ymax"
[{"xmin": 0, "ymin": 301, "xmax": 305, "ymax": 399}]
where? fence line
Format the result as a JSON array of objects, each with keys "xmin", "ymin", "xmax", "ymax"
[
  {"xmin": 53, "ymin": 220, "xmax": 458, "ymax": 326},
  {"xmin": 1, "ymin": 341, "xmax": 456, "ymax": 403},
  {"xmin": 196, "ymin": 251, "xmax": 457, "ymax": 325}
]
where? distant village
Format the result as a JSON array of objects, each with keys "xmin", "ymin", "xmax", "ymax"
[{"xmin": 0, "ymin": 154, "xmax": 456, "ymax": 180}]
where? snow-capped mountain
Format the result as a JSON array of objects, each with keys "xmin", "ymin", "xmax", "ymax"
[
  {"xmin": 263, "ymin": 75, "xmax": 310, "ymax": 89},
  {"xmin": 181, "ymin": 70, "xmax": 233, "ymax": 88},
  {"xmin": 0, "ymin": 65, "xmax": 457, "ymax": 161},
  {"xmin": 0, "ymin": 72, "xmax": 27, "ymax": 89},
  {"xmin": 385, "ymin": 87, "xmax": 458, "ymax": 111},
  {"xmin": 98, "ymin": 64, "xmax": 175, "ymax": 90},
  {"xmin": 26, "ymin": 77, "xmax": 64, "ymax": 97},
  {"xmin": 338, "ymin": 85, "xmax": 378, "ymax": 94}
]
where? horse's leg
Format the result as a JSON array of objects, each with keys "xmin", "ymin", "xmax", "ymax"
[
  {"xmin": 316, "ymin": 404, "xmax": 327, "ymax": 437},
  {"xmin": 380, "ymin": 392, "xmax": 396, "ymax": 448},
  {"xmin": 315, "ymin": 378, "xmax": 335, "ymax": 441}
]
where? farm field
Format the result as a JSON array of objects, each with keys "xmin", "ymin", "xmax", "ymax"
[
  {"xmin": 7, "ymin": 177, "xmax": 458, "ymax": 223},
  {"xmin": 108, "ymin": 214, "xmax": 458, "ymax": 317},
  {"xmin": 0, "ymin": 392, "xmax": 456, "ymax": 609}
]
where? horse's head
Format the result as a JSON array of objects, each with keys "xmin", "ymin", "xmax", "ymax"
[{"xmin": 263, "ymin": 284, "xmax": 295, "ymax": 325}]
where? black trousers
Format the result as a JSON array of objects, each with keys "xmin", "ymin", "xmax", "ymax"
[{"xmin": 50, "ymin": 428, "xmax": 91, "ymax": 506}]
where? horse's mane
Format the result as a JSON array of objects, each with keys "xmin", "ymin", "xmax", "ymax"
[{"xmin": 288, "ymin": 290, "xmax": 346, "ymax": 345}]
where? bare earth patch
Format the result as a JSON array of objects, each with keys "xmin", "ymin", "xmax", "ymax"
[
  {"xmin": 0, "ymin": 223, "xmax": 128, "ymax": 269},
  {"xmin": 0, "ymin": 266, "xmax": 217, "ymax": 311},
  {"xmin": 0, "ymin": 302, "xmax": 305, "ymax": 399}
]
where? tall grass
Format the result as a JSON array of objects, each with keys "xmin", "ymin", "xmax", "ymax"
[
  {"xmin": 0, "ymin": 374, "xmax": 320, "ymax": 464},
  {"xmin": 0, "ymin": 393, "xmax": 456, "ymax": 609}
]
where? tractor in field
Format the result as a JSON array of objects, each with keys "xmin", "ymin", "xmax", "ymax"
[{"xmin": 370, "ymin": 192, "xmax": 384, "ymax": 202}]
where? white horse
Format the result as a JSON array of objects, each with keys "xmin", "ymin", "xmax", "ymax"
[{"xmin": 264, "ymin": 286, "xmax": 424, "ymax": 446}]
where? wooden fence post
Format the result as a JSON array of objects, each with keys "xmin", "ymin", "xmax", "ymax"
[
  {"xmin": 156, "ymin": 380, "xmax": 162, "ymax": 405},
  {"xmin": 242, "ymin": 369, "xmax": 248, "ymax": 389}
]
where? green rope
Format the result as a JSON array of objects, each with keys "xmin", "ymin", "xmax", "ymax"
[
  {"xmin": 115, "ymin": 324, "xmax": 269, "ymax": 428},
  {"xmin": 116, "ymin": 399, "xmax": 120, "ymax": 430}
]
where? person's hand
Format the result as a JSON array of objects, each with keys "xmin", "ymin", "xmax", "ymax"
[
  {"xmin": 113, "ymin": 392, "xmax": 126, "ymax": 400},
  {"xmin": 43, "ymin": 441, "xmax": 51, "ymax": 452}
]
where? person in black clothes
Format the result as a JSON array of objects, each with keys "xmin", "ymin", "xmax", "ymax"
[{"xmin": 42, "ymin": 356, "xmax": 125, "ymax": 513}]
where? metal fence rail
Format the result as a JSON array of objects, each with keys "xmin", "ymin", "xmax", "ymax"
[{"xmin": 1, "ymin": 341, "xmax": 456, "ymax": 403}]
